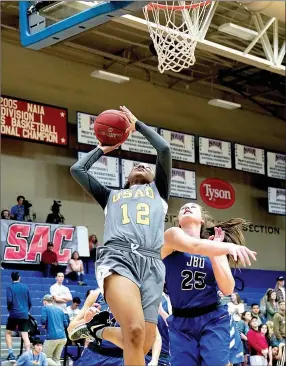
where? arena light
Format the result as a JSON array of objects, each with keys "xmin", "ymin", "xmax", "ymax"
[
  {"xmin": 208, "ymin": 99, "xmax": 241, "ymax": 110},
  {"xmin": 91, "ymin": 70, "xmax": 130, "ymax": 84},
  {"xmin": 218, "ymin": 23, "xmax": 258, "ymax": 41}
]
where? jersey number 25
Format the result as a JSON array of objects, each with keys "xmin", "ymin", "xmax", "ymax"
[{"xmin": 181, "ymin": 270, "xmax": 206, "ymax": 290}]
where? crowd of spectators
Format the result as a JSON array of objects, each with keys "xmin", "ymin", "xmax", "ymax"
[{"xmin": 228, "ymin": 276, "xmax": 286, "ymax": 366}]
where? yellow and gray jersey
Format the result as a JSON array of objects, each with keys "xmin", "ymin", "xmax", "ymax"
[{"xmin": 104, "ymin": 182, "xmax": 167, "ymax": 253}]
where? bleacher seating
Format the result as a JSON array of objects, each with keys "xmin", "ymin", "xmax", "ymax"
[
  {"xmin": 1, "ymin": 266, "xmax": 97, "ymax": 325},
  {"xmin": 1, "ymin": 261, "xmax": 96, "ymax": 362}
]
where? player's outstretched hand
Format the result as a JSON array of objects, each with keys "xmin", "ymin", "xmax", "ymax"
[
  {"xmin": 209, "ymin": 227, "xmax": 225, "ymax": 242},
  {"xmin": 228, "ymin": 243, "xmax": 257, "ymax": 267},
  {"xmin": 98, "ymin": 141, "xmax": 121, "ymax": 154},
  {"xmin": 120, "ymin": 106, "xmax": 137, "ymax": 133}
]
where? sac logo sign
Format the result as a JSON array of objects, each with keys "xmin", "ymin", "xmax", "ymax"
[{"xmin": 200, "ymin": 178, "xmax": 235, "ymax": 209}]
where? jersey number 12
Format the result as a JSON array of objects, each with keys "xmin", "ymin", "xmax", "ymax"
[
  {"xmin": 181, "ymin": 270, "xmax": 206, "ymax": 290},
  {"xmin": 121, "ymin": 203, "xmax": 150, "ymax": 225}
]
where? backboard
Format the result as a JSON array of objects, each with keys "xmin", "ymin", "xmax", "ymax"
[{"xmin": 19, "ymin": 1, "xmax": 146, "ymax": 50}]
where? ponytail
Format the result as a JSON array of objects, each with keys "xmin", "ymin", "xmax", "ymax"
[{"xmin": 200, "ymin": 207, "xmax": 249, "ymax": 266}]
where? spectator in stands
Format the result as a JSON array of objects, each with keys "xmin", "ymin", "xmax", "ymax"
[
  {"xmin": 67, "ymin": 297, "xmax": 81, "ymax": 322},
  {"xmin": 251, "ymin": 303, "xmax": 266, "ymax": 326},
  {"xmin": 228, "ymin": 292, "xmax": 245, "ymax": 322},
  {"xmin": 272, "ymin": 343, "xmax": 285, "ymax": 365},
  {"xmin": 266, "ymin": 321, "xmax": 280, "ymax": 347},
  {"xmin": 50, "ymin": 272, "xmax": 72, "ymax": 325},
  {"xmin": 15, "ymin": 337, "xmax": 47, "ymax": 366},
  {"xmin": 273, "ymin": 300, "xmax": 285, "ymax": 342},
  {"xmin": 41, "ymin": 294, "xmax": 68, "ymax": 366},
  {"xmin": 65, "ymin": 251, "xmax": 86, "ymax": 286},
  {"xmin": 266, "ymin": 290, "xmax": 278, "ymax": 321},
  {"xmin": 260, "ymin": 288, "xmax": 273, "ymax": 316},
  {"xmin": 10, "ymin": 195, "xmax": 25, "ymax": 221},
  {"xmin": 5, "ymin": 272, "xmax": 32, "ymax": 362},
  {"xmin": 41, "ymin": 242, "xmax": 60, "ymax": 278},
  {"xmin": 89, "ymin": 234, "xmax": 99, "ymax": 263},
  {"xmin": 237, "ymin": 311, "xmax": 252, "ymax": 366},
  {"xmin": 247, "ymin": 317, "xmax": 269, "ymax": 366},
  {"xmin": 259, "ymin": 324, "xmax": 273, "ymax": 365},
  {"xmin": 1, "ymin": 209, "xmax": 11, "ymax": 219},
  {"xmin": 275, "ymin": 276, "xmax": 285, "ymax": 302}
]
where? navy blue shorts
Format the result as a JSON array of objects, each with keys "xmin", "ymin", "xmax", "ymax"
[
  {"xmin": 74, "ymin": 347, "xmax": 123, "ymax": 366},
  {"xmin": 168, "ymin": 305, "xmax": 230, "ymax": 366}
]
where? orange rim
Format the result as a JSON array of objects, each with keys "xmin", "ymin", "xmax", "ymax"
[{"xmin": 146, "ymin": 1, "xmax": 211, "ymax": 11}]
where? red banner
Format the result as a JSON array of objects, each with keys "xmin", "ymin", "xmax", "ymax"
[
  {"xmin": 1, "ymin": 95, "xmax": 68, "ymax": 146},
  {"xmin": 1, "ymin": 220, "xmax": 89, "ymax": 264}
]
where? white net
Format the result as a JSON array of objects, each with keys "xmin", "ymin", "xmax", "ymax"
[{"xmin": 143, "ymin": 1, "xmax": 211, "ymax": 73}]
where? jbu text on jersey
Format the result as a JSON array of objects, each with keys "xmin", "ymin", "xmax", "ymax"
[{"xmin": 186, "ymin": 256, "xmax": 205, "ymax": 269}]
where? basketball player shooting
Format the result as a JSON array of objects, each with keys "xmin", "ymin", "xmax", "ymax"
[{"xmin": 69, "ymin": 106, "xmax": 172, "ymax": 366}]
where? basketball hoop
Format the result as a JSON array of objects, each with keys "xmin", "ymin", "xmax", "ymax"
[{"xmin": 143, "ymin": 1, "xmax": 212, "ymax": 73}]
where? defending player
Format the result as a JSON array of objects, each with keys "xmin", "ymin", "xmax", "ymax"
[
  {"xmin": 69, "ymin": 106, "xmax": 172, "ymax": 366},
  {"xmin": 161, "ymin": 202, "xmax": 257, "ymax": 366}
]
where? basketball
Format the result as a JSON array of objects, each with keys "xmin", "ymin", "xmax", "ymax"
[{"xmin": 94, "ymin": 109, "xmax": 130, "ymax": 146}]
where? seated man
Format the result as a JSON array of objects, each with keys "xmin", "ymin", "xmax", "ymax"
[
  {"xmin": 16, "ymin": 337, "xmax": 47, "ymax": 366},
  {"xmin": 41, "ymin": 242, "xmax": 60, "ymax": 277}
]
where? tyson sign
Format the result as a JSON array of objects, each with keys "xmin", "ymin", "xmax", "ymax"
[{"xmin": 200, "ymin": 178, "xmax": 235, "ymax": 209}]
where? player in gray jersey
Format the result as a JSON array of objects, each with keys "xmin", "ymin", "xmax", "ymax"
[{"xmin": 68, "ymin": 106, "xmax": 171, "ymax": 366}]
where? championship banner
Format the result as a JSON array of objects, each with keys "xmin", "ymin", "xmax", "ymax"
[
  {"xmin": 1, "ymin": 220, "xmax": 89, "ymax": 264},
  {"xmin": 121, "ymin": 126, "xmax": 158, "ymax": 155},
  {"xmin": 77, "ymin": 111, "xmax": 99, "ymax": 146},
  {"xmin": 1, "ymin": 96, "xmax": 68, "ymax": 146},
  {"xmin": 268, "ymin": 187, "xmax": 286, "ymax": 216},
  {"xmin": 199, "ymin": 137, "xmax": 232, "ymax": 169},
  {"xmin": 235, "ymin": 143, "xmax": 265, "ymax": 175},
  {"xmin": 78, "ymin": 152, "xmax": 120, "ymax": 188},
  {"xmin": 121, "ymin": 159, "xmax": 156, "ymax": 187},
  {"xmin": 171, "ymin": 169, "xmax": 196, "ymax": 199},
  {"xmin": 160, "ymin": 129, "xmax": 195, "ymax": 162},
  {"xmin": 267, "ymin": 152, "xmax": 286, "ymax": 180}
]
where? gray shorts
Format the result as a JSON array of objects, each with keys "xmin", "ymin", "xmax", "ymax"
[{"xmin": 95, "ymin": 242, "xmax": 165, "ymax": 324}]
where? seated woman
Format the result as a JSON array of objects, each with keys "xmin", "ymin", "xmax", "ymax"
[{"xmin": 65, "ymin": 251, "xmax": 86, "ymax": 286}]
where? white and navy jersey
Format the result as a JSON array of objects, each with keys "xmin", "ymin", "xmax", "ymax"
[
  {"xmin": 164, "ymin": 252, "xmax": 219, "ymax": 309},
  {"xmin": 70, "ymin": 120, "xmax": 171, "ymax": 254}
]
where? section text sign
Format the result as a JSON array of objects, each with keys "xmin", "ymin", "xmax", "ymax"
[
  {"xmin": 171, "ymin": 169, "xmax": 196, "ymax": 199},
  {"xmin": 268, "ymin": 187, "xmax": 286, "ymax": 216},
  {"xmin": 78, "ymin": 152, "xmax": 120, "ymax": 188},
  {"xmin": 199, "ymin": 137, "xmax": 232, "ymax": 169},
  {"xmin": 235, "ymin": 143, "xmax": 265, "ymax": 175},
  {"xmin": 267, "ymin": 152, "xmax": 286, "ymax": 180},
  {"xmin": 160, "ymin": 129, "xmax": 195, "ymax": 162},
  {"xmin": 1, "ymin": 96, "xmax": 68, "ymax": 145},
  {"xmin": 77, "ymin": 112, "xmax": 98, "ymax": 146}
]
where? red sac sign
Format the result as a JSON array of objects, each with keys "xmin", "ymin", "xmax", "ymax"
[
  {"xmin": 1, "ymin": 96, "xmax": 68, "ymax": 146},
  {"xmin": 3, "ymin": 224, "xmax": 73, "ymax": 264},
  {"xmin": 200, "ymin": 178, "xmax": 235, "ymax": 209}
]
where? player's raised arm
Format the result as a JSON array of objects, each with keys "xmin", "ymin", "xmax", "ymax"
[
  {"xmin": 163, "ymin": 227, "xmax": 257, "ymax": 266},
  {"xmin": 70, "ymin": 143, "xmax": 118, "ymax": 209},
  {"xmin": 120, "ymin": 106, "xmax": 172, "ymax": 202}
]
